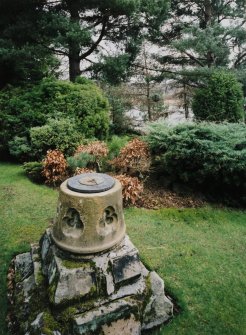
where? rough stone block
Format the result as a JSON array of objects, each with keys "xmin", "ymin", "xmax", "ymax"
[
  {"xmin": 40, "ymin": 229, "xmax": 53, "ymax": 276},
  {"xmin": 11, "ymin": 231, "xmax": 173, "ymax": 334},
  {"xmin": 48, "ymin": 256, "xmax": 97, "ymax": 305},
  {"xmin": 73, "ymin": 298, "xmax": 140, "ymax": 335},
  {"xmin": 111, "ymin": 252, "xmax": 141, "ymax": 286},
  {"xmin": 15, "ymin": 252, "xmax": 33, "ymax": 281},
  {"xmin": 29, "ymin": 312, "xmax": 62, "ymax": 335},
  {"xmin": 22, "ymin": 274, "xmax": 36, "ymax": 302},
  {"xmin": 142, "ymin": 271, "xmax": 173, "ymax": 330},
  {"xmin": 101, "ymin": 314, "xmax": 141, "ymax": 335}
]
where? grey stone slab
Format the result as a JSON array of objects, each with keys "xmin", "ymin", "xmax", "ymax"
[
  {"xmin": 54, "ymin": 269, "xmax": 96, "ymax": 304},
  {"xmin": 30, "ymin": 312, "xmax": 44, "ymax": 330},
  {"xmin": 22, "ymin": 274, "xmax": 36, "ymax": 302},
  {"xmin": 73, "ymin": 298, "xmax": 140, "ymax": 335},
  {"xmin": 112, "ymin": 252, "xmax": 141, "ymax": 286},
  {"xmin": 15, "ymin": 252, "xmax": 34, "ymax": 281},
  {"xmin": 101, "ymin": 314, "xmax": 141, "ymax": 335},
  {"xmin": 40, "ymin": 229, "xmax": 53, "ymax": 276},
  {"xmin": 31, "ymin": 243, "xmax": 40, "ymax": 262},
  {"xmin": 142, "ymin": 271, "xmax": 173, "ymax": 330},
  {"xmin": 30, "ymin": 245, "xmax": 43, "ymax": 286},
  {"xmin": 40, "ymin": 230, "xmax": 52, "ymax": 262},
  {"xmin": 47, "ymin": 255, "xmax": 97, "ymax": 305}
]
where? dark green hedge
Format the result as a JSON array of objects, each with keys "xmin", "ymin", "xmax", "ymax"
[
  {"xmin": 192, "ymin": 70, "xmax": 245, "ymax": 122},
  {"xmin": 0, "ymin": 77, "xmax": 110, "ymax": 158},
  {"xmin": 147, "ymin": 122, "xmax": 246, "ymax": 203}
]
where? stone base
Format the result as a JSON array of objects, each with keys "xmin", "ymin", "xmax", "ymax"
[{"xmin": 9, "ymin": 229, "xmax": 173, "ymax": 335}]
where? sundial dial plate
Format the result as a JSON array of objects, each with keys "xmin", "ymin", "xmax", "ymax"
[{"xmin": 67, "ymin": 173, "xmax": 115, "ymax": 193}]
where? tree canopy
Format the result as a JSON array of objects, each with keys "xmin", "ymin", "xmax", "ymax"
[
  {"xmin": 0, "ymin": 0, "xmax": 170, "ymax": 85},
  {"xmin": 155, "ymin": 0, "xmax": 246, "ymax": 70},
  {"xmin": 0, "ymin": 0, "xmax": 59, "ymax": 88}
]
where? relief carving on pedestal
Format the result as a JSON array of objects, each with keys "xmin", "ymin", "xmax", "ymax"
[
  {"xmin": 61, "ymin": 208, "xmax": 84, "ymax": 238},
  {"xmin": 98, "ymin": 206, "xmax": 118, "ymax": 237}
]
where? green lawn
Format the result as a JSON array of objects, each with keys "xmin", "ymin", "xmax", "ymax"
[{"xmin": 0, "ymin": 163, "xmax": 246, "ymax": 335}]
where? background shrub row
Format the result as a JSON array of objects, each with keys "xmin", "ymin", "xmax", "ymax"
[
  {"xmin": 0, "ymin": 77, "xmax": 110, "ymax": 160},
  {"xmin": 147, "ymin": 122, "xmax": 246, "ymax": 202}
]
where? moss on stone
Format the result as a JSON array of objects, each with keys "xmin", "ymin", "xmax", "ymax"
[
  {"xmin": 59, "ymin": 306, "xmax": 78, "ymax": 323},
  {"xmin": 14, "ymin": 270, "xmax": 23, "ymax": 283},
  {"xmin": 61, "ymin": 259, "xmax": 95, "ymax": 269},
  {"xmin": 14, "ymin": 289, "xmax": 26, "ymax": 325},
  {"xmin": 48, "ymin": 272, "xmax": 59, "ymax": 304},
  {"xmin": 106, "ymin": 260, "xmax": 112, "ymax": 274},
  {"xmin": 42, "ymin": 311, "xmax": 62, "ymax": 333},
  {"xmin": 42, "ymin": 328, "xmax": 54, "ymax": 335},
  {"xmin": 90, "ymin": 283, "xmax": 97, "ymax": 295},
  {"xmin": 138, "ymin": 273, "xmax": 153, "ymax": 322},
  {"xmin": 57, "ymin": 282, "xmax": 98, "ymax": 307},
  {"xmin": 36, "ymin": 269, "xmax": 45, "ymax": 286}
]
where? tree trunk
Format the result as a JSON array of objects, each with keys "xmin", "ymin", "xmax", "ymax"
[
  {"xmin": 204, "ymin": 0, "xmax": 214, "ymax": 67},
  {"xmin": 69, "ymin": 54, "xmax": 81, "ymax": 82},
  {"xmin": 143, "ymin": 46, "xmax": 152, "ymax": 121},
  {"xmin": 183, "ymin": 81, "xmax": 189, "ymax": 119},
  {"xmin": 68, "ymin": 1, "xmax": 81, "ymax": 82},
  {"xmin": 204, "ymin": 0, "xmax": 212, "ymax": 27},
  {"xmin": 146, "ymin": 79, "xmax": 152, "ymax": 121}
]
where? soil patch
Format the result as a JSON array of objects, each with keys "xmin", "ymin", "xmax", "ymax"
[{"xmin": 137, "ymin": 179, "xmax": 206, "ymax": 209}]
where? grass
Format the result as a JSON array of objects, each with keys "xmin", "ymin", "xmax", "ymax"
[
  {"xmin": 0, "ymin": 163, "xmax": 57, "ymax": 335},
  {"xmin": 0, "ymin": 163, "xmax": 246, "ymax": 335},
  {"xmin": 126, "ymin": 208, "xmax": 246, "ymax": 335}
]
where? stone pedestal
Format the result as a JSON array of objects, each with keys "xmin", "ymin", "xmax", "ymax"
[
  {"xmin": 10, "ymin": 230, "xmax": 173, "ymax": 335},
  {"xmin": 9, "ymin": 173, "xmax": 173, "ymax": 334},
  {"xmin": 52, "ymin": 174, "xmax": 126, "ymax": 254}
]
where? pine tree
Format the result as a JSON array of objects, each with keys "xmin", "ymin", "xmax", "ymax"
[
  {"xmin": 41, "ymin": 0, "xmax": 169, "ymax": 82},
  {"xmin": 157, "ymin": 0, "xmax": 246, "ymax": 71},
  {"xmin": 0, "ymin": 0, "xmax": 58, "ymax": 88}
]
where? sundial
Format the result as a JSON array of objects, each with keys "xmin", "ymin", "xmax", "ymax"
[
  {"xmin": 52, "ymin": 172, "xmax": 125, "ymax": 254},
  {"xmin": 67, "ymin": 173, "xmax": 115, "ymax": 193},
  {"xmin": 11, "ymin": 171, "xmax": 173, "ymax": 334}
]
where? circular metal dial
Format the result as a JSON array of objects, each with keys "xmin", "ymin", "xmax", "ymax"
[{"xmin": 67, "ymin": 173, "xmax": 115, "ymax": 193}]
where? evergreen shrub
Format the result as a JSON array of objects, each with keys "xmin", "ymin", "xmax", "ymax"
[
  {"xmin": 147, "ymin": 122, "xmax": 246, "ymax": 201},
  {"xmin": 0, "ymin": 77, "xmax": 110, "ymax": 158},
  {"xmin": 23, "ymin": 162, "xmax": 44, "ymax": 183},
  {"xmin": 67, "ymin": 152, "xmax": 96, "ymax": 174},
  {"xmin": 107, "ymin": 135, "xmax": 130, "ymax": 160},
  {"xmin": 192, "ymin": 71, "xmax": 245, "ymax": 122},
  {"xmin": 8, "ymin": 136, "xmax": 32, "ymax": 161},
  {"xmin": 30, "ymin": 118, "xmax": 83, "ymax": 159}
]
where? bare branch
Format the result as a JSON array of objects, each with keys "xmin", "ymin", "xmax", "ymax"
[
  {"xmin": 234, "ymin": 52, "xmax": 246, "ymax": 67},
  {"xmin": 183, "ymin": 51, "xmax": 205, "ymax": 67},
  {"xmin": 79, "ymin": 16, "xmax": 108, "ymax": 60}
]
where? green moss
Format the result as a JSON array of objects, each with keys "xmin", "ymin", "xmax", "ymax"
[
  {"xmin": 106, "ymin": 260, "xmax": 112, "ymax": 274},
  {"xmin": 14, "ymin": 270, "xmax": 23, "ymax": 283},
  {"xmin": 48, "ymin": 273, "xmax": 59, "ymax": 304},
  {"xmin": 139, "ymin": 274, "xmax": 154, "ymax": 321},
  {"xmin": 90, "ymin": 283, "xmax": 97, "ymax": 295},
  {"xmin": 42, "ymin": 311, "xmax": 61, "ymax": 333},
  {"xmin": 42, "ymin": 328, "xmax": 53, "ymax": 335},
  {"xmin": 59, "ymin": 306, "xmax": 77, "ymax": 323},
  {"xmin": 36, "ymin": 269, "xmax": 45, "ymax": 286},
  {"xmin": 62, "ymin": 259, "xmax": 95, "ymax": 269},
  {"xmin": 14, "ymin": 290, "xmax": 26, "ymax": 324}
]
